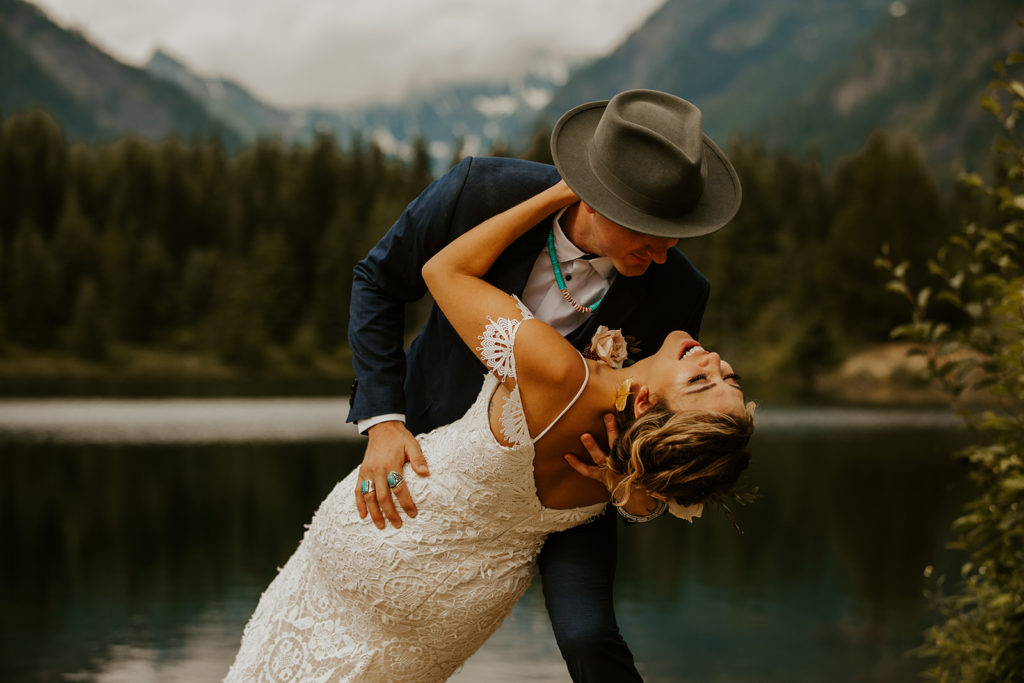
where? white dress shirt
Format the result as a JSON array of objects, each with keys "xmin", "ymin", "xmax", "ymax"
[{"xmin": 358, "ymin": 205, "xmax": 614, "ymax": 433}]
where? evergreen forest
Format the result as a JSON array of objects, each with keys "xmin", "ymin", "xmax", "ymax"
[{"xmin": 0, "ymin": 106, "xmax": 989, "ymax": 397}]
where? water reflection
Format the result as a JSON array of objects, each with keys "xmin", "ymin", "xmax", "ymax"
[
  {"xmin": 0, "ymin": 407, "xmax": 969, "ymax": 682},
  {"xmin": 0, "ymin": 398, "xmax": 359, "ymax": 443},
  {"xmin": 0, "ymin": 399, "xmax": 958, "ymax": 443}
]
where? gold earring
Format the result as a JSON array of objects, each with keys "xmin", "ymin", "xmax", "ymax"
[{"xmin": 615, "ymin": 378, "xmax": 634, "ymax": 412}]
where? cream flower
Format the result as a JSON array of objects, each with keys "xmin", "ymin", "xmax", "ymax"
[
  {"xmin": 309, "ymin": 619, "xmax": 341, "ymax": 660},
  {"xmin": 668, "ymin": 500, "xmax": 704, "ymax": 523},
  {"xmin": 589, "ymin": 326, "xmax": 628, "ymax": 368}
]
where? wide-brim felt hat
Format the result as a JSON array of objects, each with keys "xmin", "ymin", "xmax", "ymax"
[{"xmin": 551, "ymin": 89, "xmax": 741, "ymax": 239}]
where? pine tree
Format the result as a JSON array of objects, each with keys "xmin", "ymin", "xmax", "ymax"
[
  {"xmin": 7, "ymin": 217, "xmax": 60, "ymax": 347},
  {"xmin": 405, "ymin": 135, "xmax": 434, "ymax": 202},
  {"xmin": 178, "ymin": 248, "xmax": 220, "ymax": 337},
  {"xmin": 248, "ymin": 230, "xmax": 304, "ymax": 346},
  {"xmin": 67, "ymin": 278, "xmax": 109, "ymax": 361},
  {"xmin": 52, "ymin": 188, "xmax": 101, "ymax": 326},
  {"xmin": 518, "ymin": 122, "xmax": 554, "ymax": 165},
  {"xmin": 0, "ymin": 109, "xmax": 67, "ymax": 242},
  {"xmin": 309, "ymin": 208, "xmax": 355, "ymax": 352},
  {"xmin": 827, "ymin": 130, "xmax": 951, "ymax": 344},
  {"xmin": 204, "ymin": 259, "xmax": 268, "ymax": 369},
  {"xmin": 120, "ymin": 234, "xmax": 174, "ymax": 344}
]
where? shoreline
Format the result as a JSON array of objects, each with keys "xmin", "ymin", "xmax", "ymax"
[{"xmin": 0, "ymin": 342, "xmax": 978, "ymax": 407}]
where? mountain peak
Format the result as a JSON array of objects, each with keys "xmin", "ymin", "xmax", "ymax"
[{"xmin": 146, "ymin": 48, "xmax": 188, "ymax": 74}]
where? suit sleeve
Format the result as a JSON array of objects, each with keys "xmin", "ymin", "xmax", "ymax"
[{"xmin": 347, "ymin": 158, "xmax": 474, "ymax": 424}]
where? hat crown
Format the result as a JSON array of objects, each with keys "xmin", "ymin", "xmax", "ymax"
[
  {"xmin": 588, "ymin": 91, "xmax": 707, "ymax": 219},
  {"xmin": 551, "ymin": 89, "xmax": 741, "ymax": 238}
]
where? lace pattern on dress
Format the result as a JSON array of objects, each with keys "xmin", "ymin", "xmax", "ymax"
[
  {"xmin": 477, "ymin": 316, "xmax": 519, "ymax": 382},
  {"xmin": 500, "ymin": 387, "xmax": 530, "ymax": 446},
  {"xmin": 476, "ymin": 296, "xmax": 535, "ymax": 447},
  {"xmin": 224, "ymin": 369, "xmax": 606, "ymax": 683}
]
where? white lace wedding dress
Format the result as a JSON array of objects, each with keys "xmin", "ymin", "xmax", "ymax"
[{"xmin": 225, "ymin": 308, "xmax": 605, "ymax": 682}]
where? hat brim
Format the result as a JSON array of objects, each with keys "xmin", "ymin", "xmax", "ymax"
[{"xmin": 551, "ymin": 100, "xmax": 742, "ymax": 239}]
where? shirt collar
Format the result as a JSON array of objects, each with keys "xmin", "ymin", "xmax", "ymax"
[{"xmin": 552, "ymin": 207, "xmax": 616, "ymax": 279}]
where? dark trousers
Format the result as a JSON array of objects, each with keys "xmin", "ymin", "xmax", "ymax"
[{"xmin": 537, "ymin": 508, "xmax": 643, "ymax": 682}]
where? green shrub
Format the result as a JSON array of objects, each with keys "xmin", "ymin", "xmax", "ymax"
[{"xmin": 878, "ymin": 29, "xmax": 1024, "ymax": 682}]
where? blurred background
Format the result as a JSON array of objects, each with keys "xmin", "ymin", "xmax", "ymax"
[{"xmin": 1, "ymin": 0, "xmax": 1022, "ymax": 680}]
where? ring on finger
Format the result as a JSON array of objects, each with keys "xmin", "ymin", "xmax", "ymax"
[
  {"xmin": 360, "ymin": 479, "xmax": 375, "ymax": 495},
  {"xmin": 387, "ymin": 472, "xmax": 404, "ymax": 489}
]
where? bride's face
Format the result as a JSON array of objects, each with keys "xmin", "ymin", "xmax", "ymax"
[{"xmin": 640, "ymin": 331, "xmax": 746, "ymax": 416}]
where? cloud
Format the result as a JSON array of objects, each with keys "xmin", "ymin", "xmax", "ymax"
[{"xmin": 31, "ymin": 0, "xmax": 664, "ymax": 109}]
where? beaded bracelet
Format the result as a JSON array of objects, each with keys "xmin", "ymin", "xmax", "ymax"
[{"xmin": 615, "ymin": 500, "xmax": 668, "ymax": 523}]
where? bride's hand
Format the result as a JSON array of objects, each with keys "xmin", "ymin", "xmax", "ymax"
[{"xmin": 548, "ymin": 179, "xmax": 579, "ymax": 207}]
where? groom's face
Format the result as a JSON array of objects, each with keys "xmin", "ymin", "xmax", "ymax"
[{"xmin": 584, "ymin": 206, "xmax": 679, "ymax": 277}]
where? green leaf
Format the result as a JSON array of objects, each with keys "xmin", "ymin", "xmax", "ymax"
[
  {"xmin": 995, "ymin": 137, "xmax": 1016, "ymax": 153},
  {"xmin": 990, "ymin": 594, "xmax": 1015, "ymax": 609},
  {"xmin": 885, "ymin": 280, "xmax": 909, "ymax": 297},
  {"xmin": 960, "ymin": 172, "xmax": 986, "ymax": 189},
  {"xmin": 931, "ymin": 323, "xmax": 950, "ymax": 342},
  {"xmin": 890, "ymin": 322, "xmax": 928, "ymax": 340},
  {"xmin": 917, "ymin": 287, "xmax": 932, "ymax": 310},
  {"xmin": 1010, "ymin": 81, "xmax": 1024, "ymax": 100},
  {"xmin": 951, "ymin": 235, "xmax": 971, "ymax": 249},
  {"xmin": 1008, "ymin": 52, "xmax": 1024, "ymax": 65},
  {"xmin": 934, "ymin": 290, "xmax": 963, "ymax": 308},
  {"xmin": 1002, "ymin": 476, "xmax": 1024, "ymax": 491},
  {"xmin": 981, "ymin": 96, "xmax": 1002, "ymax": 115}
]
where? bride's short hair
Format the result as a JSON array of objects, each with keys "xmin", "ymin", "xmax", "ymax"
[{"xmin": 608, "ymin": 400, "xmax": 756, "ymax": 509}]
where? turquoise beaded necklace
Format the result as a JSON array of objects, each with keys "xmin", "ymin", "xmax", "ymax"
[{"xmin": 547, "ymin": 227, "xmax": 603, "ymax": 314}]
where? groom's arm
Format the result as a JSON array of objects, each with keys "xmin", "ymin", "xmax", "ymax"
[
  {"xmin": 348, "ymin": 158, "xmax": 474, "ymax": 528},
  {"xmin": 348, "ymin": 158, "xmax": 474, "ymax": 422}
]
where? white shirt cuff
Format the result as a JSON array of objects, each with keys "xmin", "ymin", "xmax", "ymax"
[{"xmin": 357, "ymin": 414, "xmax": 407, "ymax": 434}]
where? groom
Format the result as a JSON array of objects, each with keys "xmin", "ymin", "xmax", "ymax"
[{"xmin": 347, "ymin": 89, "xmax": 741, "ymax": 681}]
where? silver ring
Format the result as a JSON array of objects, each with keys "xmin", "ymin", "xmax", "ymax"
[
  {"xmin": 360, "ymin": 479, "xmax": 375, "ymax": 495},
  {"xmin": 387, "ymin": 472, "xmax": 404, "ymax": 489}
]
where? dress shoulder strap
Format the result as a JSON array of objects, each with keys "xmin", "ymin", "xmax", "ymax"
[{"xmin": 531, "ymin": 352, "xmax": 589, "ymax": 444}]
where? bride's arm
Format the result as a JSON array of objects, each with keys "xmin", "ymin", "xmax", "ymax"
[{"xmin": 422, "ymin": 180, "xmax": 578, "ymax": 371}]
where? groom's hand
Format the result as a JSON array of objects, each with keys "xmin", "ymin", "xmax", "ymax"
[
  {"xmin": 356, "ymin": 421, "xmax": 429, "ymax": 529},
  {"xmin": 564, "ymin": 414, "xmax": 623, "ymax": 493}
]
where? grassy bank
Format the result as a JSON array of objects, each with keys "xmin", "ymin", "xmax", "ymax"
[{"xmin": 0, "ymin": 345, "xmax": 353, "ymax": 397}]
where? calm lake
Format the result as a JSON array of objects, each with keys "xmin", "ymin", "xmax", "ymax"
[{"xmin": 0, "ymin": 400, "xmax": 969, "ymax": 682}]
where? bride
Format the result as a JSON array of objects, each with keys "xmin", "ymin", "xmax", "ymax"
[{"xmin": 225, "ymin": 180, "xmax": 755, "ymax": 682}]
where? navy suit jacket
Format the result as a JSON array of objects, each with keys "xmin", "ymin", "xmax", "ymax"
[{"xmin": 348, "ymin": 156, "xmax": 710, "ymax": 436}]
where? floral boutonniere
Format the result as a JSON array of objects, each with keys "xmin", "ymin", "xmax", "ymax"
[{"xmin": 583, "ymin": 326, "xmax": 629, "ymax": 368}]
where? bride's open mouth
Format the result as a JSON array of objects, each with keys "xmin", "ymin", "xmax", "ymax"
[{"xmin": 678, "ymin": 341, "xmax": 703, "ymax": 360}]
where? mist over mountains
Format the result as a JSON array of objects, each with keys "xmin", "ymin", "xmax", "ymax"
[
  {"xmin": 2, "ymin": 0, "xmax": 1022, "ymax": 173},
  {"xmin": 0, "ymin": 0, "xmax": 240, "ymax": 146}
]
